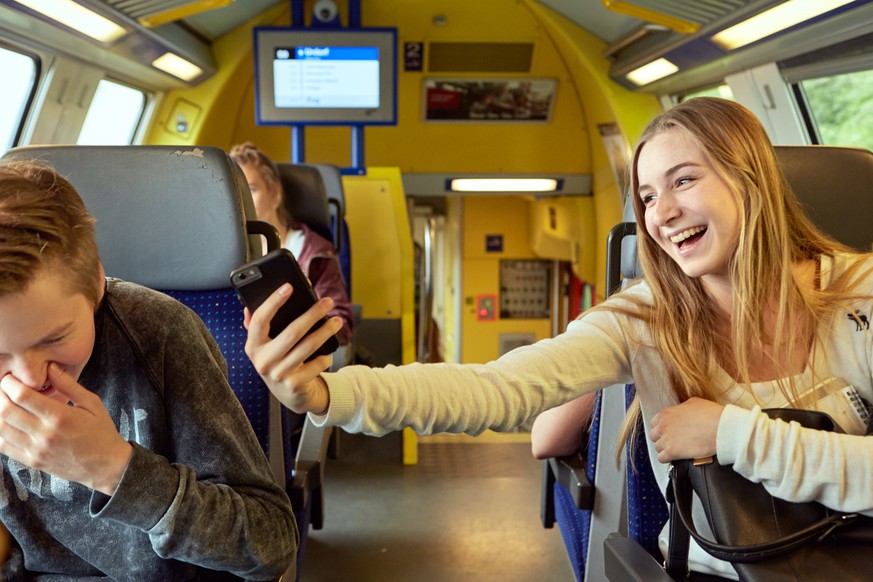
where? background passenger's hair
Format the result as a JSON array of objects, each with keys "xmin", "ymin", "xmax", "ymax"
[
  {"xmin": 229, "ymin": 141, "xmax": 282, "ymax": 187},
  {"xmin": 229, "ymin": 141, "xmax": 294, "ymax": 226},
  {"xmin": 0, "ymin": 160, "xmax": 101, "ymax": 304}
]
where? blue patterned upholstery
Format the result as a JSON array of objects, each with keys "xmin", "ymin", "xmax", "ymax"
[
  {"xmin": 165, "ymin": 289, "xmax": 272, "ymax": 455},
  {"xmin": 552, "ymin": 390, "xmax": 602, "ymax": 580},
  {"xmin": 624, "ymin": 385, "xmax": 669, "ymax": 559}
]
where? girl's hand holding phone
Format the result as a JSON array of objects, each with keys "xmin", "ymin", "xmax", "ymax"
[{"xmin": 243, "ymin": 282, "xmax": 342, "ymax": 415}]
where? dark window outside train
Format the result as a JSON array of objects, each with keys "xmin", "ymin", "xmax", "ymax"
[{"xmin": 0, "ymin": 45, "xmax": 38, "ymax": 156}]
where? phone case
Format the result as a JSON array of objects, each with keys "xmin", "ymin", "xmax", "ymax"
[{"xmin": 230, "ymin": 249, "xmax": 340, "ymax": 359}]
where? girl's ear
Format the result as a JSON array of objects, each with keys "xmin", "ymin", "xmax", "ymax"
[{"xmin": 270, "ymin": 180, "xmax": 284, "ymax": 210}]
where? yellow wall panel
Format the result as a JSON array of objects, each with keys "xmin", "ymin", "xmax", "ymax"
[{"xmin": 460, "ymin": 196, "xmax": 550, "ymax": 364}]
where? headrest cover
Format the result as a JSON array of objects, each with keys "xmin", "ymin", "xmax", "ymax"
[
  {"xmin": 775, "ymin": 145, "xmax": 873, "ymax": 251},
  {"xmin": 276, "ymin": 163, "xmax": 330, "ymax": 231},
  {"xmin": 3, "ymin": 145, "xmax": 255, "ymax": 290}
]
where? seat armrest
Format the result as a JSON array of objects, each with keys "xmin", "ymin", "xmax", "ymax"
[
  {"xmin": 548, "ymin": 448, "xmax": 593, "ymax": 510},
  {"xmin": 604, "ymin": 533, "xmax": 674, "ymax": 582},
  {"xmin": 541, "ymin": 459, "xmax": 556, "ymax": 528},
  {"xmin": 288, "ymin": 459, "xmax": 320, "ymax": 511}
]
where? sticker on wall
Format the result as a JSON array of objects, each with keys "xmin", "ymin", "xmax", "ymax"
[
  {"xmin": 404, "ymin": 42, "xmax": 424, "ymax": 71},
  {"xmin": 485, "ymin": 234, "xmax": 504, "ymax": 253}
]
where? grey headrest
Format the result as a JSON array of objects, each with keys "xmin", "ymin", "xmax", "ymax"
[
  {"xmin": 775, "ymin": 145, "xmax": 873, "ymax": 251},
  {"xmin": 305, "ymin": 163, "xmax": 346, "ymax": 208},
  {"xmin": 276, "ymin": 163, "xmax": 330, "ymax": 231},
  {"xmin": 3, "ymin": 145, "xmax": 257, "ymax": 290}
]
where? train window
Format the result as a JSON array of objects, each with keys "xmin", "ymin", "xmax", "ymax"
[
  {"xmin": 798, "ymin": 69, "xmax": 873, "ymax": 150},
  {"xmin": 0, "ymin": 46, "xmax": 38, "ymax": 154},
  {"xmin": 77, "ymin": 79, "xmax": 146, "ymax": 145},
  {"xmin": 679, "ymin": 84, "xmax": 734, "ymax": 102}
]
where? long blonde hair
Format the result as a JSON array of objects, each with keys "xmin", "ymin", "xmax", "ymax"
[{"xmin": 613, "ymin": 97, "xmax": 873, "ymax": 450}]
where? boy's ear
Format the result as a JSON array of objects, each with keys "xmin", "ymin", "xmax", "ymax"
[{"xmin": 96, "ymin": 263, "xmax": 106, "ymax": 303}]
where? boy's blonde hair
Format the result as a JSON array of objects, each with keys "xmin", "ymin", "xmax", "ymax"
[{"xmin": 0, "ymin": 160, "xmax": 101, "ymax": 305}]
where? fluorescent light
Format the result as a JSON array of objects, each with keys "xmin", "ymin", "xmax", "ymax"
[
  {"xmin": 450, "ymin": 178, "xmax": 559, "ymax": 192},
  {"xmin": 625, "ymin": 58, "xmax": 679, "ymax": 86},
  {"xmin": 152, "ymin": 52, "xmax": 203, "ymax": 82},
  {"xmin": 13, "ymin": 0, "xmax": 126, "ymax": 43},
  {"xmin": 712, "ymin": 0, "xmax": 855, "ymax": 50}
]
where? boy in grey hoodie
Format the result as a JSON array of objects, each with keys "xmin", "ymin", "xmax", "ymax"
[{"xmin": 0, "ymin": 159, "xmax": 296, "ymax": 580}]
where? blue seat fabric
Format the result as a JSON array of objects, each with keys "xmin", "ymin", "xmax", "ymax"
[
  {"xmin": 553, "ymin": 390, "xmax": 602, "ymax": 581},
  {"xmin": 624, "ymin": 385, "xmax": 669, "ymax": 559}
]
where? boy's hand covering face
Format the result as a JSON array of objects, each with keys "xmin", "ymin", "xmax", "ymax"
[{"xmin": 0, "ymin": 363, "xmax": 133, "ymax": 496}]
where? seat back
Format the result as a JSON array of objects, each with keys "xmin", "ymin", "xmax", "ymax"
[
  {"xmin": 276, "ymin": 162, "xmax": 352, "ymax": 293},
  {"xmin": 1, "ymin": 145, "xmax": 287, "ymax": 467},
  {"xmin": 305, "ymin": 163, "xmax": 352, "ymax": 295},
  {"xmin": 775, "ymin": 145, "xmax": 873, "ymax": 251},
  {"xmin": 276, "ymin": 163, "xmax": 334, "ymax": 245}
]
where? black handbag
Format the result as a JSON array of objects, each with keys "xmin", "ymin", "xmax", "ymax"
[{"xmin": 665, "ymin": 408, "xmax": 873, "ymax": 581}]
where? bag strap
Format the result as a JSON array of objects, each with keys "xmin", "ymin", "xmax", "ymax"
[
  {"xmin": 665, "ymin": 464, "xmax": 691, "ymax": 578},
  {"xmin": 670, "ymin": 460, "xmax": 858, "ymax": 563}
]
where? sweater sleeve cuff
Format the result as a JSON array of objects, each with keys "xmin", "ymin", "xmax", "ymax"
[
  {"xmin": 308, "ymin": 371, "xmax": 357, "ymax": 427},
  {"xmin": 716, "ymin": 403, "xmax": 761, "ymax": 465},
  {"xmin": 90, "ymin": 441, "xmax": 180, "ymax": 530}
]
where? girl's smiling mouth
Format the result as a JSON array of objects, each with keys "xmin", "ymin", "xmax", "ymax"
[{"xmin": 670, "ymin": 226, "xmax": 707, "ymax": 249}]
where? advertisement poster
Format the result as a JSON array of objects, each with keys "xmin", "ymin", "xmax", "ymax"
[{"xmin": 423, "ymin": 78, "xmax": 556, "ymax": 122}]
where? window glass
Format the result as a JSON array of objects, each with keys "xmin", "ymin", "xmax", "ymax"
[
  {"xmin": 77, "ymin": 79, "xmax": 145, "ymax": 145},
  {"xmin": 800, "ymin": 69, "xmax": 873, "ymax": 150},
  {"xmin": 0, "ymin": 46, "xmax": 37, "ymax": 155},
  {"xmin": 680, "ymin": 84, "xmax": 734, "ymax": 102}
]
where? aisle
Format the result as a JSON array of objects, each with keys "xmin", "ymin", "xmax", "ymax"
[{"xmin": 298, "ymin": 433, "xmax": 573, "ymax": 582}]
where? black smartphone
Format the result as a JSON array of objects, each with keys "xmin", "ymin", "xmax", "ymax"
[{"xmin": 230, "ymin": 248, "xmax": 340, "ymax": 360}]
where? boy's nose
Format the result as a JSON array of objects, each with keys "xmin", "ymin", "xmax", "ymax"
[{"xmin": 8, "ymin": 354, "xmax": 49, "ymax": 390}]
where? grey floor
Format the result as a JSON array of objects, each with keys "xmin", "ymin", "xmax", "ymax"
[{"xmin": 298, "ymin": 432, "xmax": 574, "ymax": 582}]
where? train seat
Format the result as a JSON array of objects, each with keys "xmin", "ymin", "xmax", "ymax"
[
  {"xmin": 274, "ymin": 161, "xmax": 355, "ymax": 569},
  {"xmin": 275, "ymin": 162, "xmax": 356, "ymax": 370},
  {"xmin": 539, "ymin": 197, "xmax": 639, "ymax": 581},
  {"xmin": 304, "ymin": 162, "xmax": 352, "ymax": 297},
  {"xmin": 276, "ymin": 162, "xmax": 353, "ymax": 297},
  {"xmin": 1, "ymin": 144, "xmax": 306, "ymax": 579},
  {"xmin": 775, "ymin": 145, "xmax": 873, "ymax": 252},
  {"xmin": 540, "ymin": 392, "xmax": 598, "ymax": 581},
  {"xmin": 604, "ymin": 144, "xmax": 873, "ymax": 581}
]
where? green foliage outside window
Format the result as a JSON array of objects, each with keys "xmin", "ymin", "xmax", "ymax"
[{"xmin": 802, "ymin": 70, "xmax": 873, "ymax": 150}]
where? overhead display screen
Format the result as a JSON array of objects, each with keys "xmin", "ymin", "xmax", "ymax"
[
  {"xmin": 273, "ymin": 46, "xmax": 380, "ymax": 109},
  {"xmin": 254, "ymin": 28, "xmax": 397, "ymax": 125}
]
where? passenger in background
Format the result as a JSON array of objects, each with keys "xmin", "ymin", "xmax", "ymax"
[
  {"xmin": 242, "ymin": 98, "xmax": 873, "ymax": 579},
  {"xmin": 530, "ymin": 393, "xmax": 595, "ymax": 459},
  {"xmin": 230, "ymin": 142, "xmax": 353, "ymax": 349},
  {"xmin": 0, "ymin": 160, "xmax": 295, "ymax": 580}
]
